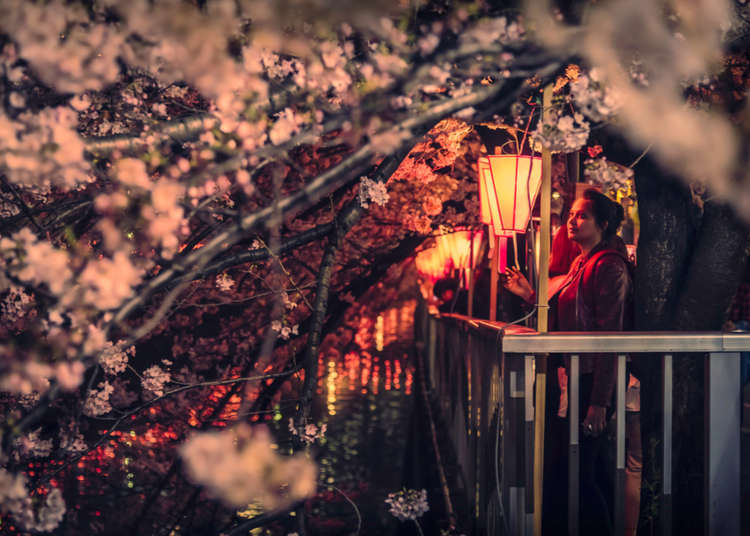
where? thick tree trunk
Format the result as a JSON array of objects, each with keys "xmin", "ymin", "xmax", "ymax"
[
  {"xmin": 633, "ymin": 154, "xmax": 750, "ymax": 533},
  {"xmin": 673, "ymin": 202, "xmax": 750, "ymax": 330}
]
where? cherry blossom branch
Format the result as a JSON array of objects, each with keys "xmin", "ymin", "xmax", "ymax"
[
  {"xmin": 188, "ymin": 283, "xmax": 316, "ymax": 308},
  {"xmin": 118, "ymin": 254, "xmax": 210, "ymax": 346},
  {"xmin": 256, "ymin": 237, "xmax": 314, "ymax": 311},
  {"xmin": 84, "ymin": 115, "xmax": 219, "ymax": 157},
  {"xmin": 110, "ymin": 80, "xmax": 515, "ymax": 332},
  {"xmin": 43, "ymin": 367, "xmax": 303, "ymax": 484},
  {"xmin": 193, "ymin": 221, "xmax": 334, "ymax": 278}
]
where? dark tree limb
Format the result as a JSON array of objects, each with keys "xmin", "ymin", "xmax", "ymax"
[
  {"xmin": 0, "ymin": 174, "xmax": 45, "ymax": 234},
  {"xmin": 299, "ymin": 153, "xmax": 405, "ymax": 419}
]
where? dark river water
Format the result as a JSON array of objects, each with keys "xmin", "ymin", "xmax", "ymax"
[{"xmin": 259, "ymin": 299, "xmax": 421, "ymax": 536}]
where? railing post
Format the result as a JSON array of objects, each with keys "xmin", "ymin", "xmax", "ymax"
[
  {"xmin": 704, "ymin": 352, "xmax": 741, "ymax": 536},
  {"xmin": 662, "ymin": 354, "xmax": 672, "ymax": 536},
  {"xmin": 568, "ymin": 354, "xmax": 580, "ymax": 536},
  {"xmin": 504, "ymin": 352, "xmax": 527, "ymax": 535},
  {"xmin": 525, "ymin": 355, "xmax": 535, "ymax": 536},
  {"xmin": 614, "ymin": 355, "xmax": 627, "ymax": 536}
]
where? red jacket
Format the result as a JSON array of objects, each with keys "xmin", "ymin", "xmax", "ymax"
[{"xmin": 552, "ymin": 241, "xmax": 634, "ymax": 408}]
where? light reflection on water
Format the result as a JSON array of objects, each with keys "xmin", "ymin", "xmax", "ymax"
[{"xmin": 304, "ymin": 300, "xmax": 417, "ymax": 535}]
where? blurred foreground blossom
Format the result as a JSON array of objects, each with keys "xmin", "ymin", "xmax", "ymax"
[
  {"xmin": 0, "ymin": 469, "xmax": 65, "ymax": 532},
  {"xmin": 385, "ymin": 488, "xmax": 429, "ymax": 521},
  {"xmin": 569, "ymin": 68, "xmax": 622, "ymax": 122},
  {"xmin": 180, "ymin": 424, "xmax": 317, "ymax": 510},
  {"xmin": 583, "ymin": 157, "xmax": 634, "ymax": 192}
]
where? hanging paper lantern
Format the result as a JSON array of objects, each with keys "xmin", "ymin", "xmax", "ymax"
[{"xmin": 484, "ymin": 154, "xmax": 543, "ymax": 234}]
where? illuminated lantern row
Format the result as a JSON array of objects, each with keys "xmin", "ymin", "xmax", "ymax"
[
  {"xmin": 415, "ymin": 246, "xmax": 450, "ymax": 282},
  {"xmin": 477, "ymin": 154, "xmax": 543, "ymax": 272},
  {"xmin": 438, "ymin": 229, "xmax": 484, "ymax": 286},
  {"xmin": 415, "ymin": 229, "xmax": 484, "ymax": 284}
]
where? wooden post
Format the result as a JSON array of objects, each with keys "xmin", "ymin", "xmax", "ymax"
[{"xmin": 533, "ymin": 84, "xmax": 553, "ymax": 536}]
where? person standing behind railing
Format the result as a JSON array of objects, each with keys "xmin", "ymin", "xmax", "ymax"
[{"xmin": 503, "ymin": 189, "xmax": 634, "ymax": 536}]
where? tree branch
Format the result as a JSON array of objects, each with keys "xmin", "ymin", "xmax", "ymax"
[
  {"xmin": 110, "ymin": 79, "xmax": 516, "ymax": 332},
  {"xmin": 300, "ymin": 152, "xmax": 406, "ymax": 418}
]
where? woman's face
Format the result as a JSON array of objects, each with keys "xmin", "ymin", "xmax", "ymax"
[{"xmin": 567, "ymin": 198, "xmax": 604, "ymax": 245}]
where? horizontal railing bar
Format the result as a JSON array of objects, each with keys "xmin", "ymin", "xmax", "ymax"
[
  {"xmin": 435, "ymin": 314, "xmax": 750, "ymax": 353},
  {"xmin": 501, "ymin": 331, "xmax": 750, "ymax": 354}
]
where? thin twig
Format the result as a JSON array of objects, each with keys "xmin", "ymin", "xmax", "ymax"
[
  {"xmin": 332, "ymin": 486, "xmax": 362, "ymax": 535},
  {"xmin": 628, "ymin": 142, "xmax": 653, "ymax": 169}
]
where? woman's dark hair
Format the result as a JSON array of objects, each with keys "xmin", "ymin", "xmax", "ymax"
[{"xmin": 582, "ymin": 188, "xmax": 624, "ymax": 239}]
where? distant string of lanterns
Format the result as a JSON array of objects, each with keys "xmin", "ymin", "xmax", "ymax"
[{"xmin": 415, "ymin": 228, "xmax": 484, "ymax": 286}]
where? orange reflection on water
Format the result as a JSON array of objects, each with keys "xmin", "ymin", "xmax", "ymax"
[
  {"xmin": 375, "ymin": 314, "xmax": 384, "ymax": 351},
  {"xmin": 371, "ymin": 359, "xmax": 380, "ymax": 395},
  {"xmin": 385, "ymin": 360, "xmax": 392, "ymax": 391},
  {"xmin": 315, "ymin": 302, "xmax": 417, "ymax": 402},
  {"xmin": 326, "ymin": 360, "xmax": 338, "ymax": 416}
]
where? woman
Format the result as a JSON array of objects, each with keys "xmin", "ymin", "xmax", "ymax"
[{"xmin": 504, "ymin": 188, "xmax": 634, "ymax": 535}]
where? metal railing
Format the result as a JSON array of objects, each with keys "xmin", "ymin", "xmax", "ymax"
[{"xmin": 416, "ymin": 310, "xmax": 750, "ymax": 536}]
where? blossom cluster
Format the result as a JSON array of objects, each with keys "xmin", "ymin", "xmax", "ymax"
[
  {"xmin": 583, "ymin": 157, "xmax": 634, "ymax": 192},
  {"xmin": 271, "ymin": 320, "xmax": 300, "ymax": 340},
  {"xmin": 14, "ymin": 428, "xmax": 53, "ymax": 459},
  {"xmin": 0, "ymin": 106, "xmax": 91, "ymax": 189},
  {"xmin": 0, "ymin": 358, "xmax": 84, "ymax": 396},
  {"xmin": 180, "ymin": 424, "xmax": 317, "ymax": 510},
  {"xmin": 0, "ymin": 285, "xmax": 34, "ymax": 323},
  {"xmin": 531, "ymin": 111, "xmax": 590, "ymax": 153},
  {"xmin": 288, "ymin": 418, "xmax": 327, "ymax": 445},
  {"xmin": 83, "ymin": 381, "xmax": 114, "ymax": 417},
  {"xmin": 1, "ymin": 228, "xmax": 72, "ymax": 296},
  {"xmin": 141, "ymin": 365, "xmax": 171, "ymax": 398},
  {"xmin": 358, "ymin": 176, "xmax": 391, "ymax": 209},
  {"xmin": 98, "ymin": 341, "xmax": 135, "ymax": 376},
  {"xmin": 385, "ymin": 488, "xmax": 429, "ymax": 521}
]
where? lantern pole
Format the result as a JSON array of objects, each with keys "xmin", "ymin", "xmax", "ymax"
[
  {"xmin": 468, "ymin": 232, "xmax": 475, "ymax": 317},
  {"xmin": 489, "ymin": 231, "xmax": 499, "ymax": 321},
  {"xmin": 533, "ymin": 84, "xmax": 553, "ymax": 536}
]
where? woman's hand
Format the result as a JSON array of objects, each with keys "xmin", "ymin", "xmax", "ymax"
[
  {"xmin": 502, "ymin": 267, "xmax": 534, "ymax": 303},
  {"xmin": 582, "ymin": 405, "xmax": 607, "ymax": 437}
]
